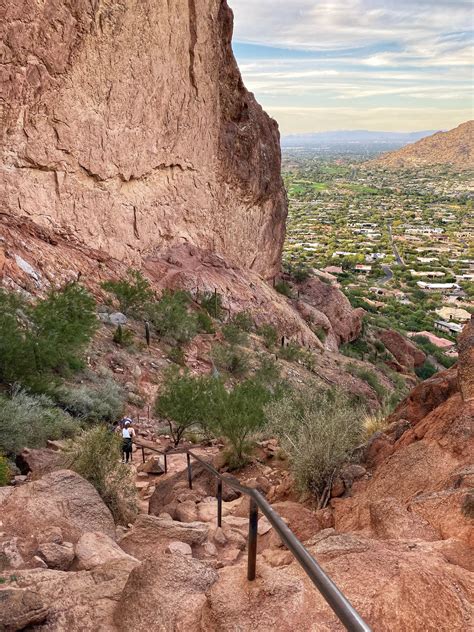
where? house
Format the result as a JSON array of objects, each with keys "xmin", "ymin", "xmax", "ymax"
[
  {"xmin": 434, "ymin": 320, "xmax": 463, "ymax": 335},
  {"xmin": 417, "ymin": 282, "xmax": 461, "ymax": 292},
  {"xmin": 411, "ymin": 270, "xmax": 445, "ymax": 278},
  {"xmin": 355, "ymin": 264, "xmax": 372, "ymax": 274},
  {"xmin": 435, "ymin": 307, "xmax": 471, "ymax": 323},
  {"xmin": 407, "ymin": 331, "xmax": 454, "ymax": 349}
]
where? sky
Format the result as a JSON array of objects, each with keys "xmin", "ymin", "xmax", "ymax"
[{"xmin": 230, "ymin": 0, "xmax": 474, "ymax": 134}]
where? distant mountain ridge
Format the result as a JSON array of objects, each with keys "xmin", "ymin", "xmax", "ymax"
[
  {"xmin": 368, "ymin": 120, "xmax": 474, "ymax": 170},
  {"xmin": 281, "ymin": 129, "xmax": 436, "ymax": 147}
]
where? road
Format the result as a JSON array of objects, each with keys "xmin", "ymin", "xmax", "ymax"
[
  {"xmin": 378, "ymin": 264, "xmax": 393, "ymax": 285},
  {"xmin": 388, "ymin": 223, "xmax": 405, "ymax": 267}
]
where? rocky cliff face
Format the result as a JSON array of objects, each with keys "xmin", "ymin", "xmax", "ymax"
[{"xmin": 0, "ymin": 0, "xmax": 286, "ymax": 279}]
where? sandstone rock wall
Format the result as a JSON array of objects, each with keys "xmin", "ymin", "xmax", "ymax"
[{"xmin": 0, "ymin": 0, "xmax": 286, "ymax": 279}]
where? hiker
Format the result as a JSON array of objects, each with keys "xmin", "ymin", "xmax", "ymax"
[{"xmin": 120, "ymin": 419, "xmax": 135, "ymax": 464}]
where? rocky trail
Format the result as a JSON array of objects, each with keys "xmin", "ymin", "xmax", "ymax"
[{"xmin": 1, "ymin": 315, "xmax": 472, "ymax": 631}]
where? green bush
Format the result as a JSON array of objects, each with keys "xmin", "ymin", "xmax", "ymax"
[
  {"xmin": 0, "ymin": 455, "xmax": 10, "ymax": 486},
  {"xmin": 415, "ymin": 360, "xmax": 438, "ymax": 380},
  {"xmin": 265, "ymin": 388, "xmax": 364, "ymax": 497},
  {"xmin": 55, "ymin": 378, "xmax": 125, "ymax": 423},
  {"xmin": 147, "ymin": 290, "xmax": 197, "ymax": 344},
  {"xmin": 167, "ymin": 346, "xmax": 186, "ymax": 366},
  {"xmin": 199, "ymin": 291, "xmax": 225, "ymax": 320},
  {"xmin": 275, "ymin": 280, "xmax": 293, "ymax": 298},
  {"xmin": 196, "ymin": 310, "xmax": 215, "ymax": 334},
  {"xmin": 231, "ymin": 311, "xmax": 253, "ymax": 332},
  {"xmin": 0, "ymin": 284, "xmax": 97, "ymax": 391},
  {"xmin": 314, "ymin": 327, "xmax": 327, "ymax": 342},
  {"xmin": 0, "ymin": 390, "xmax": 78, "ymax": 455},
  {"xmin": 211, "ymin": 344, "xmax": 249, "ymax": 376},
  {"xmin": 291, "ymin": 265, "xmax": 311, "ymax": 283},
  {"xmin": 278, "ymin": 342, "xmax": 302, "ymax": 362},
  {"xmin": 113, "ymin": 325, "xmax": 134, "ymax": 347},
  {"xmin": 68, "ymin": 426, "xmax": 137, "ymax": 524},
  {"xmin": 254, "ymin": 355, "xmax": 281, "ymax": 386},
  {"xmin": 101, "ymin": 269, "xmax": 153, "ymax": 315},
  {"xmin": 258, "ymin": 324, "xmax": 279, "ymax": 349},
  {"xmin": 222, "ymin": 323, "xmax": 248, "ymax": 346},
  {"xmin": 347, "ymin": 365, "xmax": 385, "ymax": 400}
]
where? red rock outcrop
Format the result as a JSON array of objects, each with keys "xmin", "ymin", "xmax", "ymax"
[
  {"xmin": 0, "ymin": 0, "xmax": 286, "ymax": 280},
  {"xmin": 376, "ymin": 328, "xmax": 426, "ymax": 372}
]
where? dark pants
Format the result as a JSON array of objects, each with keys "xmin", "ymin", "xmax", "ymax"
[{"xmin": 122, "ymin": 438, "xmax": 133, "ymax": 463}]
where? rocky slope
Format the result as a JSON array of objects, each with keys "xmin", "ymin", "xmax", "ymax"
[
  {"xmin": 1, "ymin": 0, "xmax": 286, "ymax": 279},
  {"xmin": 369, "ymin": 120, "xmax": 474, "ymax": 170},
  {"xmin": 1, "ymin": 322, "xmax": 472, "ymax": 631}
]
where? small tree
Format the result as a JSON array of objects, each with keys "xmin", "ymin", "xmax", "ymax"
[
  {"xmin": 101, "ymin": 269, "xmax": 153, "ymax": 315},
  {"xmin": 258, "ymin": 324, "xmax": 279, "ymax": 349},
  {"xmin": 199, "ymin": 291, "xmax": 225, "ymax": 320},
  {"xmin": 147, "ymin": 290, "xmax": 198, "ymax": 345}
]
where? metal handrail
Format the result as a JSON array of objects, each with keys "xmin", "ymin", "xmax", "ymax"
[{"xmin": 134, "ymin": 439, "xmax": 372, "ymax": 632}]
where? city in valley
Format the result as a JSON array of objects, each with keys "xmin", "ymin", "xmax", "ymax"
[{"xmin": 282, "ymin": 145, "xmax": 473, "ymax": 379}]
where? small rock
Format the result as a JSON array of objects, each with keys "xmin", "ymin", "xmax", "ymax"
[
  {"xmin": 257, "ymin": 517, "xmax": 272, "ymax": 536},
  {"xmin": 203, "ymin": 542, "xmax": 218, "ymax": 557},
  {"xmin": 37, "ymin": 527, "xmax": 63, "ymax": 545},
  {"xmin": 37, "ymin": 541, "xmax": 74, "ymax": 570},
  {"xmin": 166, "ymin": 541, "xmax": 192, "ymax": 556},
  {"xmin": 109, "ymin": 312, "xmax": 128, "ymax": 326},
  {"xmin": 175, "ymin": 500, "xmax": 199, "ymax": 523},
  {"xmin": 212, "ymin": 527, "xmax": 227, "ymax": 546}
]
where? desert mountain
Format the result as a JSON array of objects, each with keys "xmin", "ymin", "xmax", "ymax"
[{"xmin": 369, "ymin": 120, "xmax": 474, "ymax": 170}]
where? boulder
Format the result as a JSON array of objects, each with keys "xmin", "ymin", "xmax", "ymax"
[
  {"xmin": 175, "ymin": 500, "xmax": 199, "ymax": 523},
  {"xmin": 15, "ymin": 448, "xmax": 64, "ymax": 476},
  {"xmin": 75, "ymin": 532, "xmax": 138, "ymax": 570},
  {"xmin": 0, "ymin": 470, "xmax": 115, "ymax": 564},
  {"xmin": 0, "ymin": 588, "xmax": 48, "ymax": 631},
  {"xmin": 458, "ymin": 317, "xmax": 474, "ymax": 401},
  {"xmin": 166, "ymin": 541, "xmax": 192, "ymax": 556},
  {"xmin": 137, "ymin": 456, "xmax": 165, "ymax": 475},
  {"xmin": 377, "ymin": 329, "xmax": 426, "ymax": 371},
  {"xmin": 114, "ymin": 554, "xmax": 218, "ymax": 631},
  {"xmin": 37, "ymin": 542, "xmax": 75, "ymax": 571},
  {"xmin": 118, "ymin": 515, "xmax": 209, "ymax": 560}
]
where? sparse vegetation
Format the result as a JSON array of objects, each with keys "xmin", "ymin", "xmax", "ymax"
[
  {"xmin": 258, "ymin": 323, "xmax": 279, "ymax": 349},
  {"xmin": 274, "ymin": 280, "xmax": 293, "ymax": 298},
  {"xmin": 347, "ymin": 364, "xmax": 386, "ymax": 399},
  {"xmin": 0, "ymin": 389, "xmax": 77, "ymax": 456},
  {"xmin": 147, "ymin": 290, "xmax": 198, "ymax": 344},
  {"xmin": 0, "ymin": 284, "xmax": 97, "ymax": 391},
  {"xmin": 415, "ymin": 359, "xmax": 438, "ymax": 380},
  {"xmin": 211, "ymin": 343, "xmax": 249, "ymax": 376},
  {"xmin": 0, "ymin": 455, "xmax": 10, "ymax": 486},
  {"xmin": 55, "ymin": 377, "xmax": 126, "ymax": 424},
  {"xmin": 101, "ymin": 269, "xmax": 153, "ymax": 315},
  {"xmin": 265, "ymin": 388, "xmax": 364, "ymax": 497},
  {"xmin": 222, "ymin": 323, "xmax": 248, "ymax": 346},
  {"xmin": 199, "ymin": 291, "xmax": 225, "ymax": 320},
  {"xmin": 113, "ymin": 324, "xmax": 134, "ymax": 347},
  {"xmin": 68, "ymin": 426, "xmax": 137, "ymax": 524}
]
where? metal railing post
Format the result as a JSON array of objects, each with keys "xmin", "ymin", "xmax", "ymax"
[
  {"xmin": 217, "ymin": 480, "xmax": 223, "ymax": 528},
  {"xmin": 247, "ymin": 498, "xmax": 258, "ymax": 581},
  {"xmin": 186, "ymin": 452, "xmax": 193, "ymax": 490},
  {"xmin": 141, "ymin": 446, "xmax": 145, "ymax": 463},
  {"xmin": 164, "ymin": 453, "xmax": 168, "ymax": 474}
]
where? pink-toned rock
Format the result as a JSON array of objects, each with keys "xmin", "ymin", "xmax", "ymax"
[
  {"xmin": 75, "ymin": 532, "xmax": 138, "ymax": 570},
  {"xmin": 377, "ymin": 329, "xmax": 426, "ymax": 372},
  {"xmin": 36, "ymin": 541, "xmax": 74, "ymax": 571},
  {"xmin": 166, "ymin": 541, "xmax": 193, "ymax": 557},
  {"xmin": 0, "ymin": 0, "xmax": 286, "ymax": 280}
]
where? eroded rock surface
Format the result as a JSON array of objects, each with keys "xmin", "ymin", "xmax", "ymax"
[{"xmin": 1, "ymin": 0, "xmax": 286, "ymax": 280}]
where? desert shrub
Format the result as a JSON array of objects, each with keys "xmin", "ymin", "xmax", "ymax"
[
  {"xmin": 211, "ymin": 344, "xmax": 249, "ymax": 376},
  {"xmin": 167, "ymin": 346, "xmax": 186, "ymax": 366},
  {"xmin": 231, "ymin": 311, "xmax": 253, "ymax": 332},
  {"xmin": 415, "ymin": 360, "xmax": 438, "ymax": 380},
  {"xmin": 55, "ymin": 378, "xmax": 125, "ymax": 423},
  {"xmin": 278, "ymin": 342, "xmax": 302, "ymax": 362},
  {"xmin": 199, "ymin": 291, "xmax": 225, "ymax": 320},
  {"xmin": 347, "ymin": 364, "xmax": 386, "ymax": 400},
  {"xmin": 0, "ymin": 389, "xmax": 78, "ymax": 455},
  {"xmin": 222, "ymin": 323, "xmax": 248, "ymax": 346},
  {"xmin": 68, "ymin": 426, "xmax": 137, "ymax": 524},
  {"xmin": 265, "ymin": 388, "xmax": 364, "ymax": 497},
  {"xmin": 0, "ymin": 284, "xmax": 97, "ymax": 391},
  {"xmin": 113, "ymin": 325, "xmax": 134, "ymax": 347},
  {"xmin": 314, "ymin": 327, "xmax": 327, "ymax": 342},
  {"xmin": 258, "ymin": 324, "xmax": 279, "ymax": 349},
  {"xmin": 101, "ymin": 269, "xmax": 153, "ymax": 315},
  {"xmin": 274, "ymin": 280, "xmax": 293, "ymax": 298},
  {"xmin": 147, "ymin": 290, "xmax": 197, "ymax": 344},
  {"xmin": 0, "ymin": 455, "xmax": 10, "ymax": 486},
  {"xmin": 155, "ymin": 369, "xmax": 225, "ymax": 445},
  {"xmin": 196, "ymin": 310, "xmax": 215, "ymax": 334},
  {"xmin": 254, "ymin": 355, "xmax": 281, "ymax": 385},
  {"xmin": 291, "ymin": 265, "xmax": 311, "ymax": 283},
  {"xmin": 374, "ymin": 340, "xmax": 385, "ymax": 354}
]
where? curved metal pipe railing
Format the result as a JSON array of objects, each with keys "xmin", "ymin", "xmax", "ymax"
[{"xmin": 134, "ymin": 439, "xmax": 372, "ymax": 632}]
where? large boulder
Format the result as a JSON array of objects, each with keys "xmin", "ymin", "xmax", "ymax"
[
  {"xmin": 376, "ymin": 329, "xmax": 426, "ymax": 372},
  {"xmin": 202, "ymin": 532, "xmax": 474, "ymax": 631},
  {"xmin": 0, "ymin": 470, "xmax": 115, "ymax": 566},
  {"xmin": 458, "ymin": 316, "xmax": 474, "ymax": 401},
  {"xmin": 0, "ymin": 558, "xmax": 138, "ymax": 631},
  {"xmin": 15, "ymin": 448, "xmax": 64, "ymax": 476},
  {"xmin": 75, "ymin": 532, "xmax": 138, "ymax": 571},
  {"xmin": 118, "ymin": 515, "xmax": 209, "ymax": 560},
  {"xmin": 114, "ymin": 554, "xmax": 218, "ymax": 631},
  {"xmin": 297, "ymin": 277, "xmax": 364, "ymax": 345}
]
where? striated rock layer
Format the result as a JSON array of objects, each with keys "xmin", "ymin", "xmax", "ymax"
[{"xmin": 0, "ymin": 0, "xmax": 287, "ymax": 279}]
